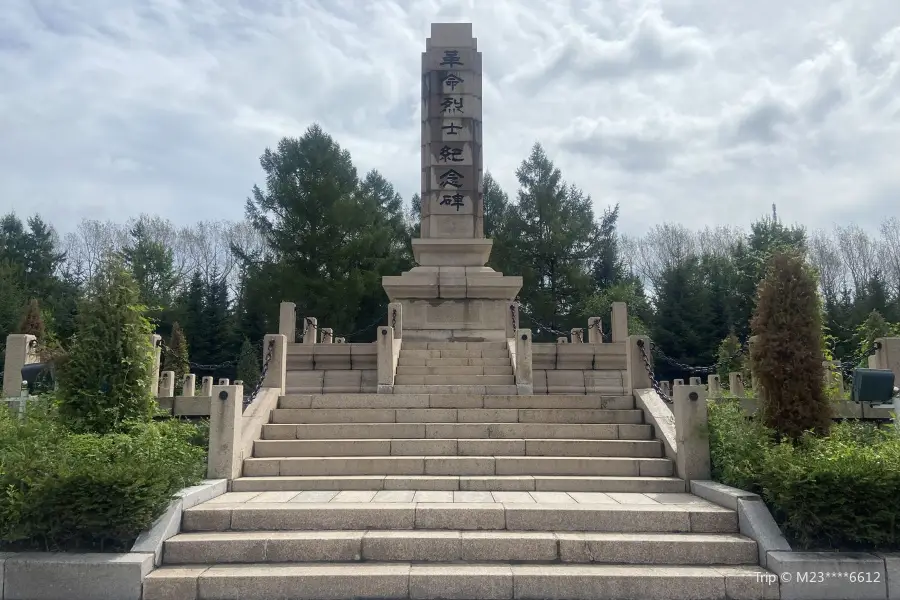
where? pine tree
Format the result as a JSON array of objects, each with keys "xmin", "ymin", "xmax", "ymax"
[
  {"xmin": 57, "ymin": 257, "xmax": 155, "ymax": 434},
  {"xmin": 163, "ymin": 322, "xmax": 190, "ymax": 385},
  {"xmin": 750, "ymin": 251, "xmax": 832, "ymax": 439},
  {"xmin": 504, "ymin": 143, "xmax": 600, "ymax": 337},
  {"xmin": 235, "ymin": 338, "xmax": 261, "ymax": 390},
  {"xmin": 17, "ymin": 298, "xmax": 46, "ymax": 340},
  {"xmin": 715, "ymin": 332, "xmax": 745, "ymax": 387}
]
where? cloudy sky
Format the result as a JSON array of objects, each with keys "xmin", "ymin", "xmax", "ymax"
[{"xmin": 2, "ymin": 0, "xmax": 899, "ymax": 237}]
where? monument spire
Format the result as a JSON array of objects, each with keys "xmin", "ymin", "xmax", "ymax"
[{"xmin": 382, "ymin": 23, "xmax": 522, "ymax": 342}]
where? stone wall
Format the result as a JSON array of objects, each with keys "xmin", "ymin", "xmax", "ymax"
[
  {"xmin": 286, "ymin": 342, "xmax": 378, "ymax": 394},
  {"xmin": 532, "ymin": 342, "xmax": 627, "ymax": 395}
]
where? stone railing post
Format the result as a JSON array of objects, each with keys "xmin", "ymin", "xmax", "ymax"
[
  {"xmin": 673, "ymin": 384, "xmax": 711, "ymax": 492},
  {"xmin": 611, "ymin": 302, "xmax": 628, "ymax": 342},
  {"xmin": 587, "ymin": 317, "xmax": 603, "ymax": 343},
  {"xmin": 689, "ymin": 376, "xmax": 701, "ymax": 386},
  {"xmin": 200, "ymin": 376, "xmax": 213, "ymax": 397},
  {"xmin": 207, "ymin": 384, "xmax": 243, "ymax": 480},
  {"xmin": 158, "ymin": 371, "xmax": 175, "ymax": 398},
  {"xmin": 625, "ymin": 336, "xmax": 652, "ymax": 394},
  {"xmin": 515, "ymin": 329, "xmax": 533, "ymax": 395},
  {"xmin": 729, "ymin": 372, "xmax": 745, "ymax": 397},
  {"xmin": 708, "ymin": 374, "xmax": 721, "ymax": 398},
  {"xmin": 262, "ymin": 334, "xmax": 287, "ymax": 395},
  {"xmin": 3, "ymin": 334, "xmax": 38, "ymax": 398},
  {"xmin": 321, "ymin": 328, "xmax": 333, "ymax": 344},
  {"xmin": 674, "ymin": 379, "xmax": 684, "ymax": 387},
  {"xmin": 234, "ymin": 379, "xmax": 244, "ymax": 386},
  {"xmin": 660, "ymin": 381, "xmax": 671, "ymax": 398},
  {"xmin": 570, "ymin": 328, "xmax": 584, "ymax": 344},
  {"xmin": 377, "ymin": 326, "xmax": 396, "ymax": 393},
  {"xmin": 218, "ymin": 378, "xmax": 230, "ymax": 386},
  {"xmin": 874, "ymin": 338, "xmax": 900, "ymax": 382},
  {"xmin": 279, "ymin": 302, "xmax": 296, "ymax": 341},
  {"xmin": 149, "ymin": 334, "xmax": 162, "ymax": 397},
  {"xmin": 182, "ymin": 374, "xmax": 196, "ymax": 397},
  {"xmin": 557, "ymin": 337, "xmax": 568, "ymax": 344},
  {"xmin": 389, "ymin": 302, "xmax": 403, "ymax": 339},
  {"xmin": 868, "ymin": 354, "xmax": 878, "ymax": 369},
  {"xmin": 302, "ymin": 317, "xmax": 318, "ymax": 344}
]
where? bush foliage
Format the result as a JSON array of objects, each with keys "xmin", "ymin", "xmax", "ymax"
[
  {"xmin": 709, "ymin": 399, "xmax": 900, "ymax": 550},
  {"xmin": 750, "ymin": 251, "xmax": 832, "ymax": 439},
  {"xmin": 56, "ymin": 258, "xmax": 156, "ymax": 434},
  {"xmin": 0, "ymin": 404, "xmax": 206, "ymax": 552},
  {"xmin": 163, "ymin": 321, "xmax": 190, "ymax": 386}
]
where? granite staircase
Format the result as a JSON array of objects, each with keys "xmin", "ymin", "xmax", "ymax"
[{"xmin": 144, "ymin": 342, "xmax": 775, "ymax": 599}]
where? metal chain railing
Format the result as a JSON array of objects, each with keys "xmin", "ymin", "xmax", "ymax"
[
  {"xmin": 636, "ymin": 339, "xmax": 673, "ymax": 404},
  {"xmin": 296, "ymin": 317, "xmax": 316, "ymax": 343},
  {"xmin": 159, "ymin": 340, "xmax": 237, "ymax": 371},
  {"xmin": 332, "ymin": 314, "xmax": 385, "ymax": 342},
  {"xmin": 244, "ymin": 338, "xmax": 275, "ymax": 409}
]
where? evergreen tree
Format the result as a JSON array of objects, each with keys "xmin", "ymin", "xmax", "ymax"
[
  {"xmin": 852, "ymin": 310, "xmax": 900, "ymax": 366},
  {"xmin": 235, "ymin": 338, "xmax": 261, "ymax": 390},
  {"xmin": 715, "ymin": 332, "xmax": 745, "ymax": 387},
  {"xmin": 57, "ymin": 257, "xmax": 155, "ymax": 434},
  {"xmin": 750, "ymin": 251, "xmax": 831, "ymax": 439},
  {"xmin": 504, "ymin": 143, "xmax": 600, "ymax": 337},
  {"xmin": 163, "ymin": 322, "xmax": 190, "ymax": 385},
  {"xmin": 651, "ymin": 256, "xmax": 718, "ymax": 378},
  {"xmin": 17, "ymin": 298, "xmax": 46, "ymax": 342},
  {"xmin": 200, "ymin": 267, "xmax": 233, "ymax": 371},
  {"xmin": 243, "ymin": 125, "xmax": 412, "ymax": 341},
  {"xmin": 592, "ymin": 204, "xmax": 625, "ymax": 290},
  {"xmin": 178, "ymin": 271, "xmax": 207, "ymax": 362},
  {"xmin": 121, "ymin": 216, "xmax": 178, "ymax": 316}
]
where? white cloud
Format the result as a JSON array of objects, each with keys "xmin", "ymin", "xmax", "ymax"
[{"xmin": 1, "ymin": 0, "xmax": 899, "ymax": 238}]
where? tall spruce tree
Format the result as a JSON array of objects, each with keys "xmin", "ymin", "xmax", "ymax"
[
  {"xmin": 235, "ymin": 338, "xmax": 261, "ymax": 390},
  {"xmin": 163, "ymin": 322, "xmax": 190, "ymax": 385},
  {"xmin": 504, "ymin": 143, "xmax": 600, "ymax": 337}
]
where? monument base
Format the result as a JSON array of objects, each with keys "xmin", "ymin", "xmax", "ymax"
[{"xmin": 382, "ymin": 263, "xmax": 523, "ymax": 342}]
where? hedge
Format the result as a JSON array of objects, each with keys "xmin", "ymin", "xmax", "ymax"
[
  {"xmin": 709, "ymin": 398, "xmax": 900, "ymax": 550},
  {"xmin": 0, "ymin": 402, "xmax": 206, "ymax": 552}
]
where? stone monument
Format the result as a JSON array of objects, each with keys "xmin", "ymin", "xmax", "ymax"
[{"xmin": 382, "ymin": 23, "xmax": 522, "ymax": 341}]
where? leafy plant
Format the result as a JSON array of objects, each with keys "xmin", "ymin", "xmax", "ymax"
[{"xmin": 0, "ymin": 406, "xmax": 205, "ymax": 552}]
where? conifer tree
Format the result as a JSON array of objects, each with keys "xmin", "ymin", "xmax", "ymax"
[
  {"xmin": 163, "ymin": 322, "xmax": 190, "ymax": 385},
  {"xmin": 57, "ymin": 257, "xmax": 155, "ymax": 434},
  {"xmin": 18, "ymin": 298, "xmax": 46, "ymax": 340},
  {"xmin": 750, "ymin": 251, "xmax": 832, "ymax": 439}
]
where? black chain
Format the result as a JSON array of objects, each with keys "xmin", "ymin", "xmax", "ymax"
[
  {"xmin": 391, "ymin": 308, "xmax": 397, "ymax": 330},
  {"xmin": 636, "ymin": 339, "xmax": 673, "ymax": 404},
  {"xmin": 510, "ymin": 303, "xmax": 518, "ymax": 331},
  {"xmin": 244, "ymin": 339, "xmax": 275, "ymax": 408},
  {"xmin": 159, "ymin": 341, "xmax": 236, "ymax": 371},
  {"xmin": 333, "ymin": 314, "xmax": 385, "ymax": 341},
  {"xmin": 573, "ymin": 328, "xmax": 584, "ymax": 343}
]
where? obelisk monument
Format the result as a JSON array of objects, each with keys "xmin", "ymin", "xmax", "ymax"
[{"xmin": 382, "ymin": 23, "xmax": 522, "ymax": 341}]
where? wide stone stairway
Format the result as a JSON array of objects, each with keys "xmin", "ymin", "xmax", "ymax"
[{"xmin": 144, "ymin": 344, "xmax": 774, "ymax": 599}]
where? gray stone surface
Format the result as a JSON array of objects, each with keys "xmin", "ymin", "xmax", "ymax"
[
  {"xmin": 878, "ymin": 553, "xmax": 900, "ymax": 599},
  {"xmin": 3, "ymin": 552, "xmax": 153, "ymax": 600},
  {"xmin": 690, "ymin": 480, "xmax": 759, "ymax": 511},
  {"xmin": 142, "ymin": 566, "xmax": 207, "ymax": 600},
  {"xmin": 409, "ymin": 564, "xmax": 513, "ymax": 599},
  {"xmin": 768, "ymin": 550, "xmax": 887, "ymax": 600},
  {"xmin": 738, "ymin": 497, "xmax": 791, "ymax": 567}
]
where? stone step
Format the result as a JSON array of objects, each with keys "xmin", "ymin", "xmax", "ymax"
[
  {"xmin": 242, "ymin": 456, "xmax": 673, "ymax": 477},
  {"xmin": 392, "ymin": 384, "xmax": 520, "ymax": 394},
  {"xmin": 395, "ymin": 365, "xmax": 514, "ymax": 376},
  {"xmin": 270, "ymin": 408, "xmax": 645, "ymax": 424},
  {"xmin": 253, "ymin": 439, "xmax": 663, "ymax": 458},
  {"xmin": 402, "ymin": 341, "xmax": 510, "ymax": 350},
  {"xmin": 145, "ymin": 562, "xmax": 773, "ymax": 600},
  {"xmin": 181, "ymin": 502, "xmax": 736, "ymax": 533},
  {"xmin": 400, "ymin": 349, "xmax": 510, "ymax": 359},
  {"xmin": 162, "ymin": 530, "xmax": 758, "ymax": 565},
  {"xmin": 263, "ymin": 422, "xmax": 653, "ymax": 441},
  {"xmin": 394, "ymin": 374, "xmax": 516, "ymax": 385},
  {"xmin": 398, "ymin": 357, "xmax": 511, "ymax": 367},
  {"xmin": 231, "ymin": 475, "xmax": 687, "ymax": 493},
  {"xmin": 277, "ymin": 394, "xmax": 635, "ymax": 410}
]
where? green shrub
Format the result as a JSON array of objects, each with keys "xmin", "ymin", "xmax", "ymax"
[
  {"xmin": 709, "ymin": 398, "xmax": 900, "ymax": 550},
  {"xmin": 235, "ymin": 338, "xmax": 261, "ymax": 391},
  {"xmin": 163, "ymin": 322, "xmax": 190, "ymax": 386},
  {"xmin": 56, "ymin": 257, "xmax": 156, "ymax": 434},
  {"xmin": 0, "ymin": 405, "xmax": 205, "ymax": 552}
]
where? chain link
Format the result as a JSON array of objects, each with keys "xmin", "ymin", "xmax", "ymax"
[
  {"xmin": 297, "ymin": 317, "xmax": 315, "ymax": 343},
  {"xmin": 159, "ymin": 341, "xmax": 237, "ymax": 371},
  {"xmin": 244, "ymin": 338, "xmax": 275, "ymax": 409},
  {"xmin": 333, "ymin": 314, "xmax": 385, "ymax": 341},
  {"xmin": 509, "ymin": 303, "xmax": 518, "ymax": 331},
  {"xmin": 391, "ymin": 308, "xmax": 397, "ymax": 330},
  {"xmin": 636, "ymin": 339, "xmax": 672, "ymax": 404}
]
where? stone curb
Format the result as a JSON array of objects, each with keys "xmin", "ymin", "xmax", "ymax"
[
  {"xmin": 0, "ymin": 479, "xmax": 226, "ymax": 600},
  {"xmin": 692, "ymin": 480, "xmax": 900, "ymax": 600}
]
